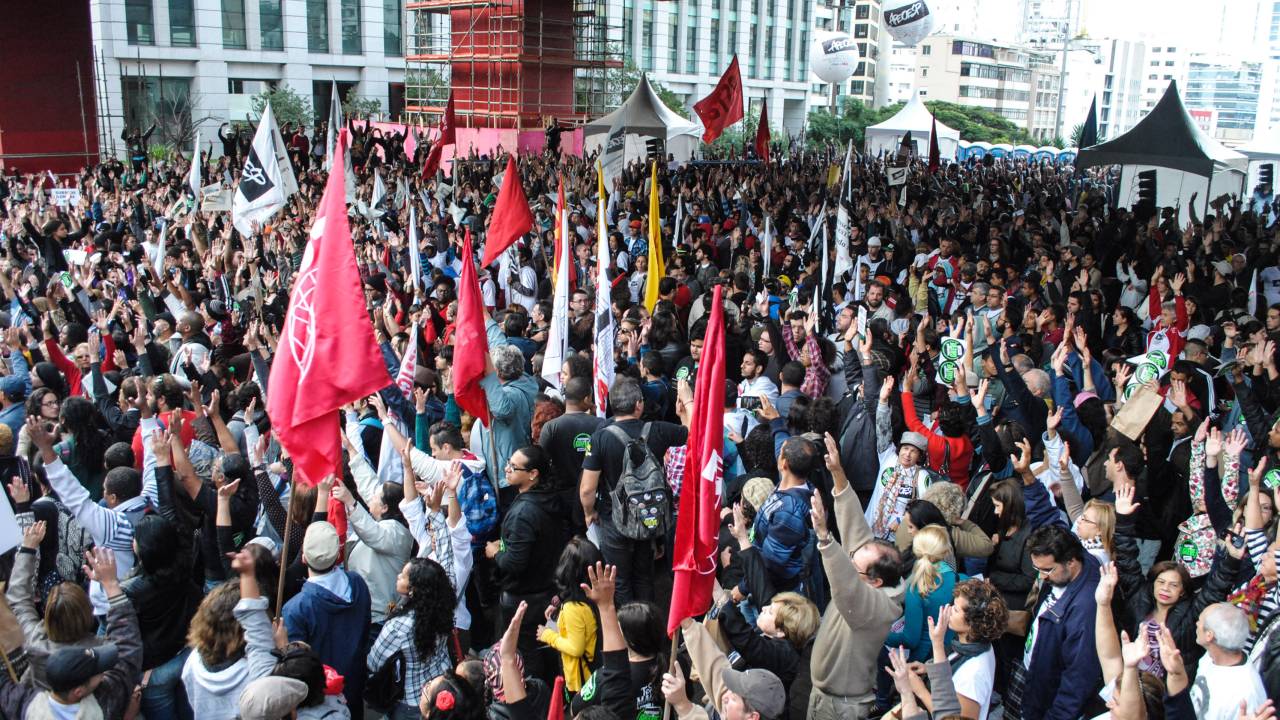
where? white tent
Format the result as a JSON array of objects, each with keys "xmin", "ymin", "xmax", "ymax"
[
  {"xmin": 583, "ymin": 75, "xmax": 703, "ymax": 162},
  {"xmin": 865, "ymin": 91, "xmax": 961, "ymax": 159},
  {"xmin": 1240, "ymin": 128, "xmax": 1280, "ymax": 191}
]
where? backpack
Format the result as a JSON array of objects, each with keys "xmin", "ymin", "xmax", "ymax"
[
  {"xmin": 365, "ymin": 649, "xmax": 406, "ymax": 714},
  {"xmin": 605, "ymin": 424, "xmax": 672, "ymax": 541}
]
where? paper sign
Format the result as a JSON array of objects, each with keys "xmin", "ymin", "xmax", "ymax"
[
  {"xmin": 64, "ymin": 249, "xmax": 88, "ymax": 266},
  {"xmin": 201, "ymin": 187, "xmax": 233, "ymax": 212},
  {"xmin": 857, "ymin": 305, "xmax": 868, "ymax": 337},
  {"xmin": 49, "ymin": 188, "xmax": 80, "ymax": 207},
  {"xmin": 0, "ymin": 496, "xmax": 19, "ymax": 556},
  {"xmin": 887, "ymin": 166, "xmax": 909, "ymax": 186}
]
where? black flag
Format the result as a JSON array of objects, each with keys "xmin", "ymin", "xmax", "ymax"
[{"xmin": 1079, "ymin": 97, "xmax": 1098, "ymax": 149}]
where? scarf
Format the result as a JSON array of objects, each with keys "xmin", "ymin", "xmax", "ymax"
[
  {"xmin": 949, "ymin": 640, "xmax": 991, "ymax": 674},
  {"xmin": 1229, "ymin": 574, "xmax": 1274, "ymax": 632},
  {"xmin": 872, "ymin": 464, "xmax": 909, "ymax": 539}
]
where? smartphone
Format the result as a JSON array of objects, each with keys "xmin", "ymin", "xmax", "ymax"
[{"xmin": 741, "ymin": 396, "xmax": 762, "ymax": 411}]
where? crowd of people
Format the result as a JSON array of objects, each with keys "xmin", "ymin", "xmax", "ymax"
[{"xmin": 0, "ymin": 114, "xmax": 1278, "ymax": 720}]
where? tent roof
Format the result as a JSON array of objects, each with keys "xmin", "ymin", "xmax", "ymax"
[
  {"xmin": 1076, "ymin": 81, "xmax": 1246, "ymax": 177},
  {"xmin": 867, "ymin": 91, "xmax": 960, "ymax": 139},
  {"xmin": 583, "ymin": 75, "xmax": 701, "ymax": 138}
]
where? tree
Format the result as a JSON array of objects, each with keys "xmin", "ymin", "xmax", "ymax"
[
  {"xmin": 923, "ymin": 101, "xmax": 1038, "ymax": 145},
  {"xmin": 251, "ymin": 85, "xmax": 314, "ymax": 130},
  {"xmin": 804, "ymin": 98, "xmax": 1040, "ymax": 150},
  {"xmin": 152, "ymin": 88, "xmax": 216, "ymax": 150},
  {"xmin": 653, "ymin": 82, "xmax": 689, "ymax": 119},
  {"xmin": 343, "ymin": 95, "xmax": 382, "ymax": 119},
  {"xmin": 804, "ymin": 98, "xmax": 898, "ymax": 148}
]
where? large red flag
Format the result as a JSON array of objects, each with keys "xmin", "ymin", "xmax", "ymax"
[
  {"xmin": 422, "ymin": 92, "xmax": 456, "ymax": 178},
  {"xmin": 928, "ymin": 117, "xmax": 940, "ymax": 174},
  {"xmin": 668, "ymin": 284, "xmax": 726, "ymax": 635},
  {"xmin": 479, "ymin": 154, "xmax": 535, "ymax": 267},
  {"xmin": 693, "ymin": 56, "xmax": 745, "ymax": 143},
  {"xmin": 267, "ymin": 128, "xmax": 390, "ymax": 486},
  {"xmin": 453, "ymin": 229, "xmax": 492, "ymax": 427},
  {"xmin": 754, "ymin": 102, "xmax": 771, "ymax": 164}
]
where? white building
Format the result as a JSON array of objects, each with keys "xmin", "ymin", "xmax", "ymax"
[
  {"xmin": 617, "ymin": 0, "xmax": 816, "ymax": 137},
  {"xmin": 93, "ymin": 0, "xmax": 406, "ymax": 156},
  {"xmin": 1139, "ymin": 44, "xmax": 1188, "ymax": 114},
  {"xmin": 1095, "ymin": 39, "xmax": 1148, "ymax": 139}
]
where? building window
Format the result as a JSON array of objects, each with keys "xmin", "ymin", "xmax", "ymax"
[
  {"xmin": 308, "ymin": 0, "xmax": 329, "ymax": 52},
  {"xmin": 642, "ymin": 6, "xmax": 654, "ymax": 70},
  {"xmin": 384, "ymin": 0, "xmax": 402, "ymax": 55},
  {"xmin": 261, "ymin": 0, "xmax": 284, "ymax": 49},
  {"xmin": 342, "ymin": 0, "xmax": 362, "ymax": 53},
  {"xmin": 855, "ymin": 3, "xmax": 869, "ymax": 18},
  {"xmin": 685, "ymin": 2, "xmax": 698, "ymax": 73},
  {"xmin": 121, "ymin": 76, "xmax": 192, "ymax": 142},
  {"xmin": 850, "ymin": 80, "xmax": 865, "ymax": 95},
  {"xmin": 125, "ymin": 0, "xmax": 155, "ymax": 45},
  {"xmin": 854, "ymin": 23, "xmax": 868, "ymax": 38},
  {"xmin": 921, "ymin": 67, "xmax": 928, "ymax": 77},
  {"xmin": 169, "ymin": 0, "xmax": 195, "ymax": 46},
  {"xmin": 921, "ymin": 44, "xmax": 931, "ymax": 55},
  {"xmin": 710, "ymin": 17, "xmax": 720, "ymax": 68},
  {"xmin": 221, "ymin": 0, "xmax": 247, "ymax": 48}
]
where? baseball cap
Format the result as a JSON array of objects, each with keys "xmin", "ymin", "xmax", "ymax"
[
  {"xmin": 0, "ymin": 373, "xmax": 27, "ymax": 399},
  {"xmin": 303, "ymin": 521, "xmax": 341, "ymax": 571},
  {"xmin": 900, "ymin": 431, "xmax": 929, "ymax": 452},
  {"xmin": 238, "ymin": 676, "xmax": 309, "ymax": 720},
  {"xmin": 1212, "ymin": 260, "xmax": 1233, "ymax": 276},
  {"xmin": 867, "ymin": 236, "xmax": 882, "ymax": 247},
  {"xmin": 46, "ymin": 644, "xmax": 119, "ymax": 694},
  {"xmin": 741, "ymin": 477, "xmax": 775, "ymax": 514},
  {"xmin": 721, "ymin": 667, "xmax": 785, "ymax": 720}
]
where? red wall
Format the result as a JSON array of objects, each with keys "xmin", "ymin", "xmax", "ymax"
[{"xmin": 0, "ymin": 1, "xmax": 99, "ymax": 174}]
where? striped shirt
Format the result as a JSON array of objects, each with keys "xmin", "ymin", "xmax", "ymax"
[{"xmin": 367, "ymin": 612, "xmax": 453, "ymax": 706}]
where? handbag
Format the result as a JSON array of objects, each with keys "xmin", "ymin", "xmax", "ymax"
[{"xmin": 366, "ymin": 649, "xmax": 406, "ymax": 713}]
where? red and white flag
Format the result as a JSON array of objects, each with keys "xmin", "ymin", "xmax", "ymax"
[
  {"xmin": 668, "ymin": 284, "xmax": 726, "ymax": 635},
  {"xmin": 396, "ymin": 323, "xmax": 418, "ymax": 402},
  {"xmin": 266, "ymin": 128, "xmax": 390, "ymax": 486},
  {"xmin": 592, "ymin": 162, "xmax": 615, "ymax": 417},
  {"xmin": 542, "ymin": 180, "xmax": 571, "ymax": 392},
  {"xmin": 453, "ymin": 229, "xmax": 492, "ymax": 426},
  {"xmin": 694, "ymin": 56, "xmax": 745, "ymax": 143}
]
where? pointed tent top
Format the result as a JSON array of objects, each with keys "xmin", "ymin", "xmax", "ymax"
[
  {"xmin": 583, "ymin": 75, "xmax": 700, "ymax": 139},
  {"xmin": 868, "ymin": 89, "xmax": 960, "ymax": 140},
  {"xmin": 1076, "ymin": 80, "xmax": 1246, "ymax": 177}
]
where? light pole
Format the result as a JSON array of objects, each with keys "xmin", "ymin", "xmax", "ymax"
[{"xmin": 1053, "ymin": 0, "xmax": 1076, "ymax": 143}]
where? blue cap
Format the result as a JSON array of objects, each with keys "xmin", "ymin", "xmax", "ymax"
[{"xmin": 0, "ymin": 374, "xmax": 27, "ymax": 398}]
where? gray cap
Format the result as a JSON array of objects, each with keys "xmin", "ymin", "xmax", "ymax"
[
  {"xmin": 1212, "ymin": 260, "xmax": 1233, "ymax": 277},
  {"xmin": 721, "ymin": 667, "xmax": 786, "ymax": 720},
  {"xmin": 238, "ymin": 676, "xmax": 309, "ymax": 720},
  {"xmin": 900, "ymin": 431, "xmax": 929, "ymax": 452}
]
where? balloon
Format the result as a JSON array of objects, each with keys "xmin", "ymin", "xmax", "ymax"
[
  {"xmin": 809, "ymin": 31, "xmax": 861, "ymax": 85},
  {"xmin": 883, "ymin": 0, "xmax": 936, "ymax": 47}
]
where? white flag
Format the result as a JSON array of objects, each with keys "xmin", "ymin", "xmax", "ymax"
[
  {"xmin": 368, "ymin": 171, "xmax": 387, "ymax": 226},
  {"xmin": 762, "ymin": 215, "xmax": 773, "ymax": 279},
  {"xmin": 396, "ymin": 323, "xmax": 418, "ymax": 402},
  {"xmin": 265, "ymin": 102, "xmax": 298, "ymax": 198},
  {"xmin": 409, "ymin": 206, "xmax": 423, "ymax": 292},
  {"xmin": 1249, "ymin": 268, "xmax": 1260, "ymax": 316},
  {"xmin": 231, "ymin": 108, "xmax": 286, "ymax": 237},
  {"xmin": 188, "ymin": 129, "xmax": 202, "ymax": 200},
  {"xmin": 543, "ymin": 210, "xmax": 571, "ymax": 391},
  {"xmin": 325, "ymin": 81, "xmax": 342, "ymax": 171},
  {"xmin": 593, "ymin": 161, "xmax": 615, "ymax": 418},
  {"xmin": 601, "ymin": 115, "xmax": 626, "ymax": 196}
]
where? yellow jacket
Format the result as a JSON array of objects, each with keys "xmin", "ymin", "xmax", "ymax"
[{"xmin": 538, "ymin": 600, "xmax": 598, "ymax": 691}]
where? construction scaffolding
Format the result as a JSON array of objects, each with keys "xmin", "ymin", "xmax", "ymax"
[{"xmin": 405, "ymin": 0, "xmax": 622, "ymax": 130}]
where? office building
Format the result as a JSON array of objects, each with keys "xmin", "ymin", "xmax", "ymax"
[
  {"xmin": 807, "ymin": 0, "xmax": 891, "ymax": 112},
  {"xmin": 1186, "ymin": 57, "xmax": 1263, "ymax": 143},
  {"xmin": 913, "ymin": 35, "xmax": 1061, "ymax": 140}
]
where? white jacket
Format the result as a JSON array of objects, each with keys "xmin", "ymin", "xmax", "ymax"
[{"xmin": 181, "ymin": 596, "xmax": 276, "ymax": 720}]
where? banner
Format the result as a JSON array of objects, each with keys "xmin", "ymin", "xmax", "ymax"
[
  {"xmin": 49, "ymin": 188, "xmax": 80, "ymax": 207},
  {"xmin": 231, "ymin": 112, "xmax": 286, "ymax": 237},
  {"xmin": 887, "ymin": 165, "xmax": 909, "ymax": 186}
]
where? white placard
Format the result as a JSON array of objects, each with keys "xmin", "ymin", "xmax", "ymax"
[
  {"xmin": 0, "ymin": 494, "xmax": 20, "ymax": 555},
  {"xmin": 50, "ymin": 188, "xmax": 80, "ymax": 207},
  {"xmin": 201, "ymin": 188, "xmax": 233, "ymax": 212}
]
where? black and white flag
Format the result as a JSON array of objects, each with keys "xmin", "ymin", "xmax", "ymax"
[{"xmin": 231, "ymin": 105, "xmax": 285, "ymax": 237}]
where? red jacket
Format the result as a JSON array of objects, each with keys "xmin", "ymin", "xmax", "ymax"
[
  {"xmin": 901, "ymin": 391, "xmax": 975, "ymax": 488},
  {"xmin": 44, "ymin": 336, "xmax": 117, "ymax": 397},
  {"xmin": 1146, "ymin": 287, "xmax": 1188, "ymax": 359}
]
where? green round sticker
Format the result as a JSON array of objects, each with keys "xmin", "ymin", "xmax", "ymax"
[
  {"xmin": 941, "ymin": 338, "xmax": 964, "ymax": 361},
  {"xmin": 1134, "ymin": 363, "xmax": 1160, "ymax": 384},
  {"xmin": 1177, "ymin": 541, "xmax": 1198, "ymax": 562},
  {"xmin": 1122, "ymin": 382, "xmax": 1137, "ymax": 401},
  {"xmin": 1147, "ymin": 350, "xmax": 1168, "ymax": 369},
  {"xmin": 1266, "ymin": 469, "xmax": 1280, "ymax": 490},
  {"xmin": 937, "ymin": 360, "xmax": 958, "ymax": 385}
]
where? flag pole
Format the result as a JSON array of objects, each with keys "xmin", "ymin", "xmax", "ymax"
[
  {"xmin": 660, "ymin": 627, "xmax": 681, "ymax": 720},
  {"xmin": 0, "ymin": 646, "xmax": 17, "ymax": 683},
  {"xmin": 275, "ymin": 490, "xmax": 296, "ymax": 618}
]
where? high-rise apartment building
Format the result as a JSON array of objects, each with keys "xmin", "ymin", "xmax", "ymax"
[
  {"xmin": 806, "ymin": 0, "xmax": 891, "ymax": 111},
  {"xmin": 1186, "ymin": 57, "xmax": 1263, "ymax": 143}
]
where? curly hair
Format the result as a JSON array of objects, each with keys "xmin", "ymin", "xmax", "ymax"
[
  {"xmin": 187, "ymin": 582, "xmax": 245, "ymax": 667},
  {"xmin": 530, "ymin": 395, "xmax": 565, "ymax": 444},
  {"xmin": 740, "ymin": 424, "xmax": 778, "ymax": 477},
  {"xmin": 922, "ymin": 482, "xmax": 966, "ymax": 526},
  {"xmin": 58, "ymin": 396, "xmax": 110, "ymax": 474},
  {"xmin": 954, "ymin": 579, "xmax": 1009, "ymax": 644},
  {"xmin": 392, "ymin": 558, "xmax": 457, "ymax": 659}
]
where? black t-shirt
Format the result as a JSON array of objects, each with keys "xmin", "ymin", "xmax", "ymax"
[
  {"xmin": 570, "ymin": 650, "xmax": 662, "ymax": 720},
  {"xmin": 538, "ymin": 411, "xmax": 604, "ymax": 490},
  {"xmin": 581, "ymin": 418, "xmax": 688, "ymax": 519}
]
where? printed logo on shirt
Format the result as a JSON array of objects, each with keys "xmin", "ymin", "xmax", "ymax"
[
  {"xmin": 879, "ymin": 467, "xmax": 895, "ymax": 487},
  {"xmin": 579, "ymin": 672, "xmax": 597, "ymax": 701},
  {"xmin": 675, "ymin": 365, "xmax": 692, "ymax": 381},
  {"xmin": 574, "ymin": 433, "xmax": 592, "ymax": 454},
  {"xmin": 1177, "ymin": 540, "xmax": 1198, "ymax": 562}
]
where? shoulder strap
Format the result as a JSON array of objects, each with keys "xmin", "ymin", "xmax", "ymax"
[
  {"xmin": 605, "ymin": 424, "xmax": 632, "ymax": 445},
  {"xmin": 641, "ymin": 422, "xmax": 653, "ymax": 442}
]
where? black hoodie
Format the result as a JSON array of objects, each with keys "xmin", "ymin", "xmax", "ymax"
[{"xmin": 495, "ymin": 486, "xmax": 565, "ymax": 596}]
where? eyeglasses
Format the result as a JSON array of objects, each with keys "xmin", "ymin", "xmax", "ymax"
[
  {"xmin": 40, "ymin": 399, "xmax": 58, "ymax": 407},
  {"xmin": 506, "ymin": 462, "xmax": 531, "ymax": 473},
  {"xmin": 1078, "ymin": 516, "xmax": 1098, "ymax": 527}
]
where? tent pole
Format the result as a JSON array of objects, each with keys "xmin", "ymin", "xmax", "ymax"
[{"xmin": 1204, "ymin": 165, "xmax": 1212, "ymax": 220}]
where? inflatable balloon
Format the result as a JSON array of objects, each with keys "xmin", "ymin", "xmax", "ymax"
[
  {"xmin": 883, "ymin": 0, "xmax": 936, "ymax": 47},
  {"xmin": 809, "ymin": 31, "xmax": 861, "ymax": 84}
]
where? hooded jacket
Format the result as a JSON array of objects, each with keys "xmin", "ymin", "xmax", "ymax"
[
  {"xmin": 1019, "ymin": 552, "xmax": 1103, "ymax": 720},
  {"xmin": 283, "ymin": 570, "xmax": 373, "ymax": 711},
  {"xmin": 495, "ymin": 486, "xmax": 565, "ymax": 596},
  {"xmin": 181, "ymin": 596, "xmax": 277, "ymax": 720}
]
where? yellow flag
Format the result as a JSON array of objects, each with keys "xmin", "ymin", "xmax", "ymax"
[
  {"xmin": 644, "ymin": 161, "xmax": 665, "ymax": 311},
  {"xmin": 827, "ymin": 163, "xmax": 841, "ymax": 188}
]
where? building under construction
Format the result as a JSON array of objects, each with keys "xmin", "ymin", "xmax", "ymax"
[{"xmin": 405, "ymin": 0, "xmax": 622, "ymax": 130}]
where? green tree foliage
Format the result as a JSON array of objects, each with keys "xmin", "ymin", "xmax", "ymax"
[
  {"xmin": 804, "ymin": 98, "xmax": 1039, "ymax": 148},
  {"xmin": 251, "ymin": 85, "xmax": 314, "ymax": 129},
  {"xmin": 343, "ymin": 96, "xmax": 382, "ymax": 119}
]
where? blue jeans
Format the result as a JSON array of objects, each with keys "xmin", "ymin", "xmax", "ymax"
[{"xmin": 141, "ymin": 647, "xmax": 193, "ymax": 720}]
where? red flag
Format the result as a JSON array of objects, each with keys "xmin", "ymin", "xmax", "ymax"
[
  {"xmin": 668, "ymin": 284, "xmax": 726, "ymax": 635},
  {"xmin": 928, "ymin": 117, "xmax": 940, "ymax": 174},
  {"xmin": 395, "ymin": 323, "xmax": 418, "ymax": 402},
  {"xmin": 453, "ymin": 229, "xmax": 492, "ymax": 427},
  {"xmin": 754, "ymin": 102, "xmax": 771, "ymax": 164},
  {"xmin": 267, "ymin": 129, "xmax": 389, "ymax": 486},
  {"xmin": 546, "ymin": 676, "xmax": 565, "ymax": 720},
  {"xmin": 479, "ymin": 154, "xmax": 535, "ymax": 267},
  {"xmin": 693, "ymin": 56, "xmax": 745, "ymax": 143},
  {"xmin": 423, "ymin": 92, "xmax": 456, "ymax": 178}
]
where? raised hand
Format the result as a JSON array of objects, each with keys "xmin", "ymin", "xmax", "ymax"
[
  {"xmin": 215, "ymin": 477, "xmax": 240, "ymax": 500},
  {"xmin": 1250, "ymin": 457, "xmax": 1269, "ymax": 489},
  {"xmin": 21, "ymin": 520, "xmax": 46, "ymax": 549},
  {"xmin": 1046, "ymin": 406, "xmax": 1063, "ymax": 432},
  {"xmin": 1096, "ymin": 561, "xmax": 1118, "ymax": 605},
  {"xmin": 8, "ymin": 476, "xmax": 29, "ymax": 506},
  {"xmin": 1225, "ymin": 427, "xmax": 1249, "ymax": 457},
  {"xmin": 580, "ymin": 562, "xmax": 617, "ymax": 609},
  {"xmin": 810, "ymin": 493, "xmax": 829, "ymax": 540},
  {"xmin": 928, "ymin": 604, "xmax": 952, "ymax": 649},
  {"xmin": 1010, "ymin": 438, "xmax": 1033, "ymax": 477},
  {"xmin": 1120, "ymin": 630, "xmax": 1147, "ymax": 668},
  {"xmin": 1114, "ymin": 483, "xmax": 1141, "ymax": 516},
  {"xmin": 1204, "ymin": 425, "xmax": 1223, "ymax": 458}
]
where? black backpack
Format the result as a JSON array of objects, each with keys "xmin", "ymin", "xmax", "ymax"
[
  {"xmin": 365, "ymin": 649, "xmax": 406, "ymax": 714},
  {"xmin": 606, "ymin": 424, "xmax": 672, "ymax": 541}
]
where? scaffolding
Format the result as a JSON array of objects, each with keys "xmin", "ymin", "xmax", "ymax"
[{"xmin": 405, "ymin": 0, "xmax": 622, "ymax": 130}]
